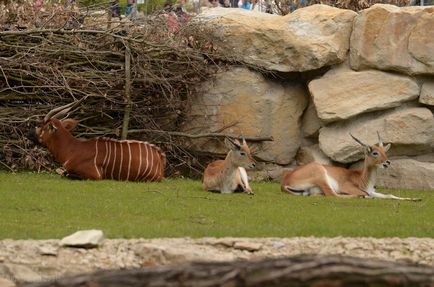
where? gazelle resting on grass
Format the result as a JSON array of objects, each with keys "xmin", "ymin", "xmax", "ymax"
[
  {"xmin": 203, "ymin": 137, "xmax": 256, "ymax": 194},
  {"xmin": 281, "ymin": 133, "xmax": 421, "ymax": 201}
]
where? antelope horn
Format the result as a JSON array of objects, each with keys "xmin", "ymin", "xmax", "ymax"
[
  {"xmin": 349, "ymin": 133, "xmax": 368, "ymax": 147},
  {"xmin": 44, "ymin": 96, "xmax": 88, "ymax": 123},
  {"xmin": 377, "ymin": 131, "xmax": 383, "ymax": 147},
  {"xmin": 227, "ymin": 137, "xmax": 241, "ymax": 148}
]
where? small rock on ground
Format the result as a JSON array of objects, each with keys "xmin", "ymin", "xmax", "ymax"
[{"xmin": 60, "ymin": 230, "xmax": 104, "ymax": 248}]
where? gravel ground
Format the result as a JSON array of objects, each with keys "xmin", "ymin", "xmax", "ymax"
[{"xmin": 0, "ymin": 237, "xmax": 433, "ymax": 285}]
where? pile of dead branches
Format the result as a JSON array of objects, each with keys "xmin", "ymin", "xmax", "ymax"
[{"xmin": 0, "ymin": 1, "xmax": 225, "ymax": 176}]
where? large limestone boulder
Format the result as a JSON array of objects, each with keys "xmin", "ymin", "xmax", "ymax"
[
  {"xmin": 319, "ymin": 107, "xmax": 434, "ymax": 163},
  {"xmin": 181, "ymin": 67, "xmax": 308, "ymax": 164},
  {"xmin": 419, "ymin": 80, "xmax": 434, "ymax": 106},
  {"xmin": 198, "ymin": 5, "xmax": 357, "ymax": 72},
  {"xmin": 376, "ymin": 158, "xmax": 434, "ymax": 190},
  {"xmin": 296, "ymin": 144, "xmax": 332, "ymax": 166},
  {"xmin": 350, "ymin": 4, "xmax": 434, "ymax": 75},
  {"xmin": 0, "ymin": 278, "xmax": 15, "ymax": 287},
  {"xmin": 301, "ymin": 99, "xmax": 323, "ymax": 138},
  {"xmin": 309, "ymin": 68, "xmax": 420, "ymax": 123}
]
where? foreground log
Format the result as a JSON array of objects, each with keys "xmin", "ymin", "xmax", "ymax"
[{"xmin": 24, "ymin": 255, "xmax": 434, "ymax": 287}]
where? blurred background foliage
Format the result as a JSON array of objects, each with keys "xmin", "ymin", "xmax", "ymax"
[{"xmin": 78, "ymin": 0, "xmax": 167, "ymax": 14}]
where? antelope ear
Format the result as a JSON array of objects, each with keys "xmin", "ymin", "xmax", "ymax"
[
  {"xmin": 48, "ymin": 122, "xmax": 58, "ymax": 132},
  {"xmin": 366, "ymin": 146, "xmax": 372, "ymax": 153},
  {"xmin": 384, "ymin": 143, "xmax": 391, "ymax": 152},
  {"xmin": 224, "ymin": 138, "xmax": 241, "ymax": 151},
  {"xmin": 61, "ymin": 119, "xmax": 79, "ymax": 131},
  {"xmin": 241, "ymin": 136, "xmax": 247, "ymax": 145}
]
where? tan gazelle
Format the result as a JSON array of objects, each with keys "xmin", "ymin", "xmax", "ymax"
[
  {"xmin": 280, "ymin": 133, "xmax": 421, "ymax": 201},
  {"xmin": 203, "ymin": 137, "xmax": 256, "ymax": 194}
]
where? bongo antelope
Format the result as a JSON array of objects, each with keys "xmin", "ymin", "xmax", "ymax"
[
  {"xmin": 280, "ymin": 133, "xmax": 421, "ymax": 201},
  {"xmin": 28, "ymin": 99, "xmax": 165, "ymax": 182},
  {"xmin": 203, "ymin": 137, "xmax": 256, "ymax": 194}
]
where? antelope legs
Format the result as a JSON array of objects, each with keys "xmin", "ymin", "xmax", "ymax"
[
  {"xmin": 239, "ymin": 167, "xmax": 253, "ymax": 195},
  {"xmin": 366, "ymin": 191, "xmax": 422, "ymax": 201}
]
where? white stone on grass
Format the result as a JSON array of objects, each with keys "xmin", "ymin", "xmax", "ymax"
[{"xmin": 60, "ymin": 230, "xmax": 104, "ymax": 249}]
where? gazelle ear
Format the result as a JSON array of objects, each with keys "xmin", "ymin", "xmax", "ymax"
[
  {"xmin": 366, "ymin": 146, "xmax": 372, "ymax": 153},
  {"xmin": 224, "ymin": 138, "xmax": 241, "ymax": 151},
  {"xmin": 61, "ymin": 119, "xmax": 79, "ymax": 131},
  {"xmin": 384, "ymin": 143, "xmax": 391, "ymax": 152},
  {"xmin": 241, "ymin": 136, "xmax": 247, "ymax": 146}
]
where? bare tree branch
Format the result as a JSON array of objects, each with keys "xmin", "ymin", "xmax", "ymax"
[{"xmin": 128, "ymin": 129, "xmax": 274, "ymax": 142}]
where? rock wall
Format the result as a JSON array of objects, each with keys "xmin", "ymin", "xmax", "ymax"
[
  {"xmin": 350, "ymin": 5, "xmax": 434, "ymax": 75},
  {"xmin": 183, "ymin": 4, "xmax": 434, "ymax": 190}
]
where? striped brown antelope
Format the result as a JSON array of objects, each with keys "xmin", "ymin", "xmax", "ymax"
[
  {"xmin": 203, "ymin": 137, "xmax": 256, "ymax": 194},
  {"xmin": 28, "ymin": 99, "xmax": 165, "ymax": 182},
  {"xmin": 280, "ymin": 133, "xmax": 421, "ymax": 201}
]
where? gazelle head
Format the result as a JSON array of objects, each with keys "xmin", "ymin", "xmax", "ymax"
[
  {"xmin": 350, "ymin": 132, "xmax": 391, "ymax": 169},
  {"xmin": 27, "ymin": 97, "xmax": 85, "ymax": 146},
  {"xmin": 224, "ymin": 137, "xmax": 256, "ymax": 169}
]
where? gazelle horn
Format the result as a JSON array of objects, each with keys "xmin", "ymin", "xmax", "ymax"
[
  {"xmin": 349, "ymin": 133, "xmax": 369, "ymax": 147},
  {"xmin": 225, "ymin": 137, "xmax": 239, "ymax": 147},
  {"xmin": 377, "ymin": 131, "xmax": 383, "ymax": 147},
  {"xmin": 44, "ymin": 96, "xmax": 88, "ymax": 123}
]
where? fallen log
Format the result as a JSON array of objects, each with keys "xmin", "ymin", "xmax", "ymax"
[{"xmin": 24, "ymin": 255, "xmax": 434, "ymax": 287}]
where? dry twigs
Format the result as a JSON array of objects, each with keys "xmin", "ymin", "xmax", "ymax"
[{"xmin": 0, "ymin": 1, "xmax": 258, "ymax": 176}]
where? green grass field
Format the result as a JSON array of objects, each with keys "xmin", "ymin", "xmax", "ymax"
[{"xmin": 0, "ymin": 172, "xmax": 433, "ymax": 239}]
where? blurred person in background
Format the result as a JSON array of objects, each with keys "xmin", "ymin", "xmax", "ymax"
[
  {"xmin": 111, "ymin": 0, "xmax": 121, "ymax": 18},
  {"xmin": 209, "ymin": 0, "xmax": 221, "ymax": 7},
  {"xmin": 240, "ymin": 0, "xmax": 252, "ymax": 9},
  {"xmin": 125, "ymin": 0, "xmax": 137, "ymax": 17}
]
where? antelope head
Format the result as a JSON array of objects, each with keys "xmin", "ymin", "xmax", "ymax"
[
  {"xmin": 27, "ymin": 98, "xmax": 85, "ymax": 146},
  {"xmin": 350, "ymin": 132, "xmax": 391, "ymax": 169},
  {"xmin": 224, "ymin": 137, "xmax": 256, "ymax": 169}
]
